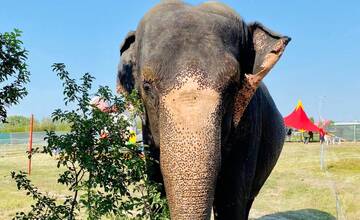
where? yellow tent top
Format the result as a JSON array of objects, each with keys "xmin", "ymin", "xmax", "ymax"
[{"xmin": 295, "ymin": 100, "xmax": 304, "ymax": 110}]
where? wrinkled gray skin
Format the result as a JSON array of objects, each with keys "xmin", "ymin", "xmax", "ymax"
[{"xmin": 117, "ymin": 2, "xmax": 290, "ymax": 220}]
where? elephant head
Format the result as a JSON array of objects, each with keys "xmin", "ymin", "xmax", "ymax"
[{"xmin": 117, "ymin": 2, "xmax": 290, "ymax": 219}]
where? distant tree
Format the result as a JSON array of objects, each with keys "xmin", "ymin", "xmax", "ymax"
[
  {"xmin": 309, "ymin": 116, "xmax": 315, "ymax": 123},
  {"xmin": 0, "ymin": 115, "xmax": 29, "ymax": 132},
  {"xmin": 0, "ymin": 29, "xmax": 30, "ymax": 122},
  {"xmin": 0, "ymin": 115, "xmax": 71, "ymax": 132}
]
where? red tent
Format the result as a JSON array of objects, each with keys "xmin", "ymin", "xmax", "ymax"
[{"xmin": 284, "ymin": 100, "xmax": 320, "ymax": 132}]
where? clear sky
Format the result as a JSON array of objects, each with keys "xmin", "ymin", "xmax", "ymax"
[{"xmin": 1, "ymin": 0, "xmax": 359, "ymax": 122}]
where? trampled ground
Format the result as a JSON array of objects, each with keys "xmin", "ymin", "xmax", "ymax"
[{"xmin": 1, "ymin": 142, "xmax": 359, "ymax": 219}]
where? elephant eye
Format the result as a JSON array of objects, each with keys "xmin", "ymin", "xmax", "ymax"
[
  {"xmin": 142, "ymin": 81, "xmax": 158, "ymax": 106},
  {"xmin": 143, "ymin": 81, "xmax": 152, "ymax": 92}
]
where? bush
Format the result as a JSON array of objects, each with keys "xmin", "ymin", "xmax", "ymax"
[{"xmin": 11, "ymin": 63, "xmax": 169, "ymax": 219}]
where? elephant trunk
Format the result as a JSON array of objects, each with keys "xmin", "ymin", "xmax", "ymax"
[{"xmin": 159, "ymin": 76, "xmax": 222, "ymax": 220}]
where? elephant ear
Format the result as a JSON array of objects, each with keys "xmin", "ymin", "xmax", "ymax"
[
  {"xmin": 249, "ymin": 22, "xmax": 291, "ymax": 78},
  {"xmin": 117, "ymin": 31, "xmax": 136, "ymax": 94},
  {"xmin": 233, "ymin": 22, "xmax": 291, "ymax": 126}
]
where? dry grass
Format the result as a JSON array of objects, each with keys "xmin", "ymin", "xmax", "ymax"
[
  {"xmin": 250, "ymin": 142, "xmax": 360, "ymax": 220},
  {"xmin": 0, "ymin": 144, "xmax": 68, "ymax": 219},
  {"xmin": 1, "ymin": 142, "xmax": 359, "ymax": 219}
]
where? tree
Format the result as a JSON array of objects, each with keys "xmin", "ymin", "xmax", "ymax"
[
  {"xmin": 12, "ymin": 64, "xmax": 169, "ymax": 219},
  {"xmin": 309, "ymin": 116, "xmax": 314, "ymax": 123},
  {"xmin": 0, "ymin": 115, "xmax": 29, "ymax": 132},
  {"xmin": 0, "ymin": 29, "xmax": 30, "ymax": 122},
  {"xmin": 0, "ymin": 115, "xmax": 71, "ymax": 132}
]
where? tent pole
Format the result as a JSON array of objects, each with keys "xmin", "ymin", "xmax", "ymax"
[{"xmin": 320, "ymin": 143, "xmax": 325, "ymax": 171}]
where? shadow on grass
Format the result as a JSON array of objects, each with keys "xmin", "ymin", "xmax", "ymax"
[{"xmin": 254, "ymin": 209, "xmax": 336, "ymax": 220}]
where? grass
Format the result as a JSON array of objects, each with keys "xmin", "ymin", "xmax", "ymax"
[
  {"xmin": 0, "ymin": 144, "xmax": 68, "ymax": 219},
  {"xmin": 250, "ymin": 142, "xmax": 360, "ymax": 220},
  {"xmin": 1, "ymin": 142, "xmax": 359, "ymax": 219}
]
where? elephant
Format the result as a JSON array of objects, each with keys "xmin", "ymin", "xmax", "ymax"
[{"xmin": 117, "ymin": 1, "xmax": 290, "ymax": 219}]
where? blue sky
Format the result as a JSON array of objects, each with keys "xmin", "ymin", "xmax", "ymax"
[{"xmin": 1, "ymin": 0, "xmax": 359, "ymax": 122}]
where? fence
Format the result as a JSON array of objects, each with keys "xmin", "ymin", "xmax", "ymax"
[
  {"xmin": 328, "ymin": 122, "xmax": 360, "ymax": 142},
  {"xmin": 0, "ymin": 131, "xmax": 142, "ymax": 145},
  {"xmin": 0, "ymin": 132, "xmax": 66, "ymax": 145}
]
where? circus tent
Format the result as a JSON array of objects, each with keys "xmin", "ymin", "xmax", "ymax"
[{"xmin": 284, "ymin": 100, "xmax": 320, "ymax": 132}]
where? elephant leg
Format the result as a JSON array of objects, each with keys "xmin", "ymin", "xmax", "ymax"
[
  {"xmin": 214, "ymin": 130, "xmax": 284, "ymax": 220},
  {"xmin": 214, "ymin": 90, "xmax": 262, "ymax": 220},
  {"xmin": 213, "ymin": 142, "xmax": 259, "ymax": 220},
  {"xmin": 245, "ymin": 198, "xmax": 255, "ymax": 218},
  {"xmin": 213, "ymin": 85, "xmax": 284, "ymax": 220},
  {"xmin": 142, "ymin": 115, "xmax": 166, "ymax": 195},
  {"xmin": 146, "ymin": 146, "xmax": 166, "ymax": 196},
  {"xmin": 213, "ymin": 178, "xmax": 251, "ymax": 220}
]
